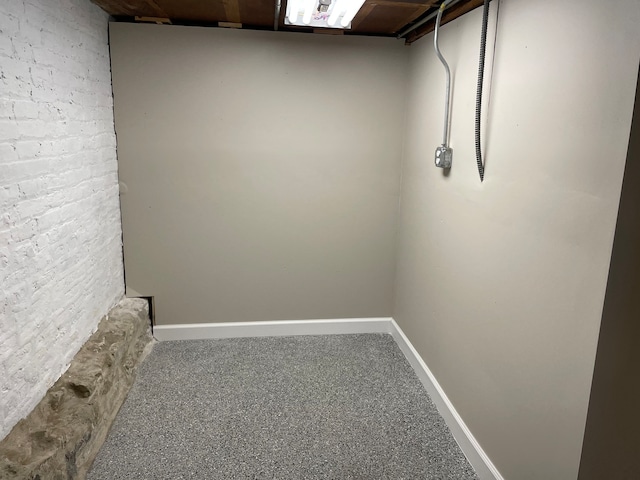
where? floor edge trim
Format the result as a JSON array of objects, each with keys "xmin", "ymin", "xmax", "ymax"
[
  {"xmin": 389, "ymin": 318, "xmax": 504, "ymax": 480},
  {"xmin": 153, "ymin": 318, "xmax": 394, "ymax": 341}
]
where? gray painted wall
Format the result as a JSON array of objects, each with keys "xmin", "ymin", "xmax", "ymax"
[
  {"xmin": 109, "ymin": 2, "xmax": 640, "ymax": 477},
  {"xmin": 393, "ymin": 1, "xmax": 640, "ymax": 479},
  {"xmin": 109, "ymin": 24, "xmax": 408, "ymax": 325},
  {"xmin": 578, "ymin": 67, "xmax": 640, "ymax": 480}
]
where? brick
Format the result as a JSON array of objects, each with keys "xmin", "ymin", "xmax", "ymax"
[
  {"xmin": 12, "ymin": 100, "xmax": 40, "ymax": 120},
  {"xmin": 0, "ymin": 35, "xmax": 13, "ymax": 58},
  {"xmin": 0, "ymin": 100, "xmax": 13, "ymax": 120},
  {"xmin": 0, "ymin": 120, "xmax": 20, "ymax": 142},
  {"xmin": 17, "ymin": 177, "xmax": 44, "ymax": 198},
  {"xmin": 0, "ymin": 184, "xmax": 20, "ymax": 204},
  {"xmin": 0, "ymin": 2, "xmax": 25, "ymax": 19},
  {"xmin": 3, "ymin": 158, "xmax": 51, "ymax": 183},
  {"xmin": 15, "ymin": 139, "xmax": 43, "ymax": 159},
  {"xmin": 1, "ymin": 0, "xmax": 123, "ymax": 442},
  {"xmin": 0, "ymin": 15, "xmax": 21, "ymax": 39},
  {"xmin": 0, "ymin": 143, "xmax": 18, "ymax": 164}
]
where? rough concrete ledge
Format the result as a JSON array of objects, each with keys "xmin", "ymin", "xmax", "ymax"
[{"xmin": 0, "ymin": 298, "xmax": 153, "ymax": 480}]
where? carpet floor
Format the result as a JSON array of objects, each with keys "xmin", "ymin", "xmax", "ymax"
[{"xmin": 88, "ymin": 334, "xmax": 479, "ymax": 479}]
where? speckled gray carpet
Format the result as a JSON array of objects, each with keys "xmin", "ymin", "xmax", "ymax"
[{"xmin": 88, "ymin": 334, "xmax": 478, "ymax": 479}]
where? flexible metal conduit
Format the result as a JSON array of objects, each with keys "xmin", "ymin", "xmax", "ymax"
[{"xmin": 475, "ymin": 0, "xmax": 490, "ymax": 181}]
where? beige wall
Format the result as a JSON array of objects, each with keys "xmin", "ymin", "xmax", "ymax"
[
  {"xmin": 110, "ymin": 4, "xmax": 640, "ymax": 477},
  {"xmin": 109, "ymin": 24, "xmax": 408, "ymax": 325},
  {"xmin": 393, "ymin": 1, "xmax": 640, "ymax": 479},
  {"xmin": 578, "ymin": 67, "xmax": 640, "ymax": 480}
]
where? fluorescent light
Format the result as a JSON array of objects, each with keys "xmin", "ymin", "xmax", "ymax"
[
  {"xmin": 288, "ymin": 0, "xmax": 301, "ymax": 23},
  {"xmin": 285, "ymin": 0, "xmax": 365, "ymax": 29},
  {"xmin": 302, "ymin": 0, "xmax": 315, "ymax": 25},
  {"xmin": 327, "ymin": 0, "xmax": 346, "ymax": 26},
  {"xmin": 340, "ymin": 0, "xmax": 365, "ymax": 27}
]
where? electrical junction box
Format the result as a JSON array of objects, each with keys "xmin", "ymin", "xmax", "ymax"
[{"xmin": 435, "ymin": 145, "xmax": 452, "ymax": 168}]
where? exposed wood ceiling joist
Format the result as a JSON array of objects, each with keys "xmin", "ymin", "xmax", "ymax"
[
  {"xmin": 90, "ymin": 0, "xmax": 484, "ymax": 44},
  {"xmin": 404, "ymin": 0, "xmax": 485, "ymax": 44}
]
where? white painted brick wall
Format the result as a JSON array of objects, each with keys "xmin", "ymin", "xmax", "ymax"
[{"xmin": 0, "ymin": 0, "xmax": 124, "ymax": 440}]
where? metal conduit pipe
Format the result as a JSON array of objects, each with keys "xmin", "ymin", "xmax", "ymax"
[
  {"xmin": 396, "ymin": 0, "xmax": 463, "ymax": 39},
  {"xmin": 274, "ymin": 0, "xmax": 282, "ymax": 30},
  {"xmin": 434, "ymin": 0, "xmax": 454, "ymax": 168},
  {"xmin": 475, "ymin": 0, "xmax": 491, "ymax": 181}
]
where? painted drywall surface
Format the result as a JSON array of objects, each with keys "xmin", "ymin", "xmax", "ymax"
[
  {"xmin": 393, "ymin": 1, "xmax": 640, "ymax": 479},
  {"xmin": 109, "ymin": 24, "xmax": 408, "ymax": 325},
  {"xmin": 0, "ymin": 0, "xmax": 124, "ymax": 440},
  {"xmin": 578, "ymin": 68, "xmax": 640, "ymax": 480}
]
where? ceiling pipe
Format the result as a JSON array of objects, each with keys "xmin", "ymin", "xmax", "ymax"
[
  {"xmin": 396, "ymin": 0, "xmax": 463, "ymax": 39},
  {"xmin": 274, "ymin": 0, "xmax": 282, "ymax": 30}
]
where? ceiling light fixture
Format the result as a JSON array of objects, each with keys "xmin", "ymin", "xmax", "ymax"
[{"xmin": 285, "ymin": 0, "xmax": 366, "ymax": 29}]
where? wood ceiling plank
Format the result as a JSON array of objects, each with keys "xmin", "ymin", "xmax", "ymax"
[
  {"xmin": 405, "ymin": 0, "xmax": 485, "ymax": 44},
  {"xmin": 393, "ymin": 4, "xmax": 432, "ymax": 32},
  {"xmin": 351, "ymin": 2, "xmax": 377, "ymax": 30},
  {"xmin": 142, "ymin": 0, "xmax": 169, "ymax": 17},
  {"xmin": 352, "ymin": 0, "xmax": 435, "ymax": 31},
  {"xmin": 135, "ymin": 16, "xmax": 172, "ymax": 24},
  {"xmin": 223, "ymin": 0, "xmax": 242, "ymax": 23},
  {"xmin": 90, "ymin": 0, "xmax": 154, "ymax": 16},
  {"xmin": 154, "ymin": 0, "xmax": 227, "ymax": 23},
  {"xmin": 370, "ymin": 0, "xmax": 434, "ymax": 8},
  {"xmin": 353, "ymin": 3, "xmax": 433, "ymax": 35},
  {"xmin": 239, "ymin": 0, "xmax": 275, "ymax": 27},
  {"xmin": 92, "ymin": 0, "xmax": 481, "ymax": 36}
]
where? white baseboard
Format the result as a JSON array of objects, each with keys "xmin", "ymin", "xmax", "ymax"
[
  {"xmin": 153, "ymin": 317, "xmax": 501, "ymax": 480},
  {"xmin": 153, "ymin": 318, "xmax": 393, "ymax": 341},
  {"xmin": 389, "ymin": 319, "xmax": 504, "ymax": 480}
]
